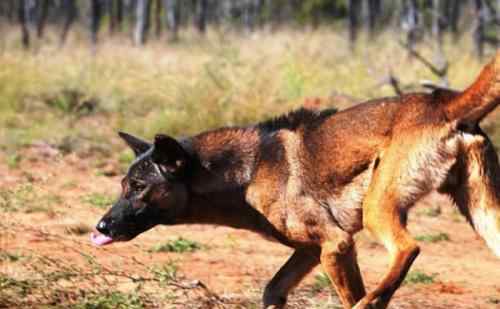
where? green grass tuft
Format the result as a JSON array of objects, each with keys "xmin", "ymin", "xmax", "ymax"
[
  {"xmin": 0, "ymin": 184, "xmax": 61, "ymax": 213},
  {"xmin": 6, "ymin": 153, "xmax": 21, "ymax": 169},
  {"xmin": 418, "ymin": 207, "xmax": 442, "ymax": 218},
  {"xmin": 415, "ymin": 232, "xmax": 450, "ymax": 243},
  {"xmin": 149, "ymin": 237, "xmax": 204, "ymax": 253},
  {"xmin": 312, "ymin": 272, "xmax": 332, "ymax": 293},
  {"xmin": 403, "ymin": 270, "xmax": 436, "ymax": 285},
  {"xmin": 0, "ymin": 274, "xmax": 35, "ymax": 298},
  {"xmin": 119, "ymin": 150, "xmax": 135, "ymax": 172},
  {"xmin": 82, "ymin": 193, "xmax": 115, "ymax": 209},
  {"xmin": 0, "ymin": 251, "xmax": 27, "ymax": 263},
  {"xmin": 151, "ymin": 261, "xmax": 178, "ymax": 286},
  {"xmin": 74, "ymin": 291, "xmax": 146, "ymax": 309}
]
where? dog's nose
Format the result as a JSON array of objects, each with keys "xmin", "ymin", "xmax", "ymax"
[{"xmin": 96, "ymin": 219, "xmax": 110, "ymax": 235}]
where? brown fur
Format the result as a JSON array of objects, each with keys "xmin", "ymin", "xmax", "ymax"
[
  {"xmin": 97, "ymin": 53, "xmax": 500, "ymax": 308},
  {"xmin": 183, "ymin": 53, "xmax": 500, "ymax": 308}
]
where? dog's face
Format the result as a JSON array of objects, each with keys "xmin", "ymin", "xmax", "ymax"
[{"xmin": 91, "ymin": 132, "xmax": 191, "ymax": 246}]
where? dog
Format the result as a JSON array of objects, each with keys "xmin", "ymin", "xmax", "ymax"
[{"xmin": 92, "ymin": 52, "xmax": 500, "ymax": 309}]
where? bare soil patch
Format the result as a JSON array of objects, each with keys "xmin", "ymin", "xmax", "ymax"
[{"xmin": 1, "ymin": 148, "xmax": 499, "ymax": 308}]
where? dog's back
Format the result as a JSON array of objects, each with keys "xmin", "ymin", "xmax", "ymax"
[{"xmin": 246, "ymin": 90, "xmax": 459, "ymax": 234}]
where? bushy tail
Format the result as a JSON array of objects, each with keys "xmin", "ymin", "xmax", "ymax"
[{"xmin": 445, "ymin": 51, "xmax": 500, "ymax": 124}]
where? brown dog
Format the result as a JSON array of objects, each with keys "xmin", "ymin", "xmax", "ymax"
[{"xmin": 92, "ymin": 52, "xmax": 500, "ymax": 308}]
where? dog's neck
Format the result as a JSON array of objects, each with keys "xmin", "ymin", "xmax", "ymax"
[
  {"xmin": 177, "ymin": 187, "xmax": 294, "ymax": 246},
  {"xmin": 172, "ymin": 127, "xmax": 296, "ymax": 244},
  {"xmin": 185, "ymin": 127, "xmax": 261, "ymax": 194}
]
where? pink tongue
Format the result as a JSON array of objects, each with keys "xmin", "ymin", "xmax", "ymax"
[{"xmin": 90, "ymin": 232, "xmax": 114, "ymax": 246}]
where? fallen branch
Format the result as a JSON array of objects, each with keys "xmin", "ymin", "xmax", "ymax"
[{"xmin": 398, "ymin": 41, "xmax": 448, "ymax": 80}]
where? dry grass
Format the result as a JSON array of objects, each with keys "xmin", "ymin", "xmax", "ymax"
[
  {"xmin": 1, "ymin": 26, "xmax": 500, "ymax": 308},
  {"xmin": 0, "ymin": 26, "xmax": 495, "ymax": 154}
]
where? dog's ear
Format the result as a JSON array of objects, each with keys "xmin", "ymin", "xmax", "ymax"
[
  {"xmin": 151, "ymin": 134, "xmax": 190, "ymax": 177},
  {"xmin": 118, "ymin": 132, "xmax": 151, "ymax": 156}
]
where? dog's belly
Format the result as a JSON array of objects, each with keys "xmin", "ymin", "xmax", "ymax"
[
  {"xmin": 263, "ymin": 172, "xmax": 372, "ymax": 243},
  {"xmin": 325, "ymin": 168, "xmax": 372, "ymax": 233}
]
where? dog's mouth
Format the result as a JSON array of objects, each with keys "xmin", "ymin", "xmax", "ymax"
[
  {"xmin": 90, "ymin": 230, "xmax": 115, "ymax": 246},
  {"xmin": 90, "ymin": 228, "xmax": 139, "ymax": 246}
]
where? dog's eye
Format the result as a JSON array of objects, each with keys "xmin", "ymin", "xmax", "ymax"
[
  {"xmin": 135, "ymin": 185, "xmax": 146, "ymax": 191},
  {"xmin": 130, "ymin": 179, "xmax": 147, "ymax": 191}
]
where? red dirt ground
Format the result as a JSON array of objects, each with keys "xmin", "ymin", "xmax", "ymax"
[{"xmin": 1, "ymin": 147, "xmax": 499, "ymax": 308}]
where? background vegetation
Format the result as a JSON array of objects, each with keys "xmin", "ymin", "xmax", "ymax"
[{"xmin": 1, "ymin": 1, "xmax": 500, "ymax": 308}]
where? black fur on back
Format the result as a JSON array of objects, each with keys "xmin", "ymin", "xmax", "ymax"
[{"xmin": 257, "ymin": 107, "xmax": 338, "ymax": 133}]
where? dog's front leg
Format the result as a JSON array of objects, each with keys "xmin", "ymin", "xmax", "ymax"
[
  {"xmin": 263, "ymin": 248, "xmax": 319, "ymax": 309},
  {"xmin": 320, "ymin": 234, "xmax": 366, "ymax": 309}
]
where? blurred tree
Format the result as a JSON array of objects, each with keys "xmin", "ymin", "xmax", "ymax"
[
  {"xmin": 368, "ymin": 0, "xmax": 382, "ymax": 36},
  {"xmin": 164, "ymin": 0, "xmax": 180, "ymax": 41},
  {"xmin": 134, "ymin": 0, "xmax": 152, "ymax": 45},
  {"xmin": 402, "ymin": 0, "xmax": 419, "ymax": 53},
  {"xmin": 37, "ymin": 0, "xmax": 49, "ymax": 39},
  {"xmin": 195, "ymin": 0, "xmax": 208, "ymax": 34},
  {"xmin": 18, "ymin": 0, "xmax": 30, "ymax": 49},
  {"xmin": 2, "ymin": 0, "xmax": 17, "ymax": 23},
  {"xmin": 449, "ymin": 0, "xmax": 463, "ymax": 40},
  {"xmin": 60, "ymin": 0, "xmax": 77, "ymax": 46},
  {"xmin": 154, "ymin": 0, "xmax": 162, "ymax": 37},
  {"xmin": 1, "ymin": 0, "xmax": 497, "ymax": 59},
  {"xmin": 90, "ymin": 0, "xmax": 104, "ymax": 46},
  {"xmin": 108, "ymin": 0, "xmax": 124, "ymax": 34},
  {"xmin": 349, "ymin": 0, "xmax": 361, "ymax": 49},
  {"xmin": 474, "ymin": 0, "xmax": 486, "ymax": 59},
  {"xmin": 431, "ymin": 0, "xmax": 446, "ymax": 51}
]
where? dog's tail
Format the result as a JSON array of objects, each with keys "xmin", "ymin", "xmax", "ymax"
[{"xmin": 444, "ymin": 50, "xmax": 500, "ymax": 125}]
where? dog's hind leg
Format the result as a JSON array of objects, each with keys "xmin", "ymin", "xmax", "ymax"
[
  {"xmin": 320, "ymin": 234, "xmax": 366, "ymax": 309},
  {"xmin": 353, "ymin": 128, "xmax": 459, "ymax": 309},
  {"xmin": 355, "ymin": 196, "xmax": 420, "ymax": 309},
  {"xmin": 263, "ymin": 247, "xmax": 320, "ymax": 309},
  {"xmin": 353, "ymin": 158, "xmax": 420, "ymax": 308}
]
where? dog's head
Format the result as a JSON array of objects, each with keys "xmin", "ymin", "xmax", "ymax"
[{"xmin": 91, "ymin": 132, "xmax": 191, "ymax": 246}]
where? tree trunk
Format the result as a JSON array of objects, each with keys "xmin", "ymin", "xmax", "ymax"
[
  {"xmin": 348, "ymin": 0, "xmax": 361, "ymax": 50},
  {"xmin": 242, "ymin": 0, "xmax": 252, "ymax": 33},
  {"xmin": 257, "ymin": 0, "xmax": 265, "ymax": 29},
  {"xmin": 90, "ymin": 0, "xmax": 104, "ymax": 46},
  {"xmin": 108, "ymin": 0, "xmax": 116, "ymax": 34},
  {"xmin": 60, "ymin": 0, "xmax": 77, "ymax": 46},
  {"xmin": 25, "ymin": 0, "xmax": 37, "ymax": 31},
  {"xmin": 404, "ymin": 0, "xmax": 419, "ymax": 53},
  {"xmin": 116, "ymin": 0, "xmax": 123, "ymax": 32},
  {"xmin": 449, "ymin": 0, "xmax": 462, "ymax": 40},
  {"xmin": 474, "ymin": 0, "xmax": 486, "ymax": 59},
  {"xmin": 164, "ymin": 0, "xmax": 180, "ymax": 41},
  {"xmin": 6, "ymin": 0, "xmax": 16, "ymax": 23},
  {"xmin": 155, "ymin": 0, "xmax": 163, "ymax": 38},
  {"xmin": 367, "ymin": 0, "xmax": 381, "ymax": 36},
  {"xmin": 36, "ymin": 0, "xmax": 49, "ymax": 39},
  {"xmin": 134, "ymin": 0, "xmax": 152, "ymax": 45},
  {"xmin": 432, "ymin": 0, "xmax": 444, "ymax": 51},
  {"xmin": 18, "ymin": 0, "xmax": 30, "ymax": 49},
  {"xmin": 242, "ymin": 0, "xmax": 262, "ymax": 32},
  {"xmin": 195, "ymin": 0, "xmax": 208, "ymax": 34}
]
